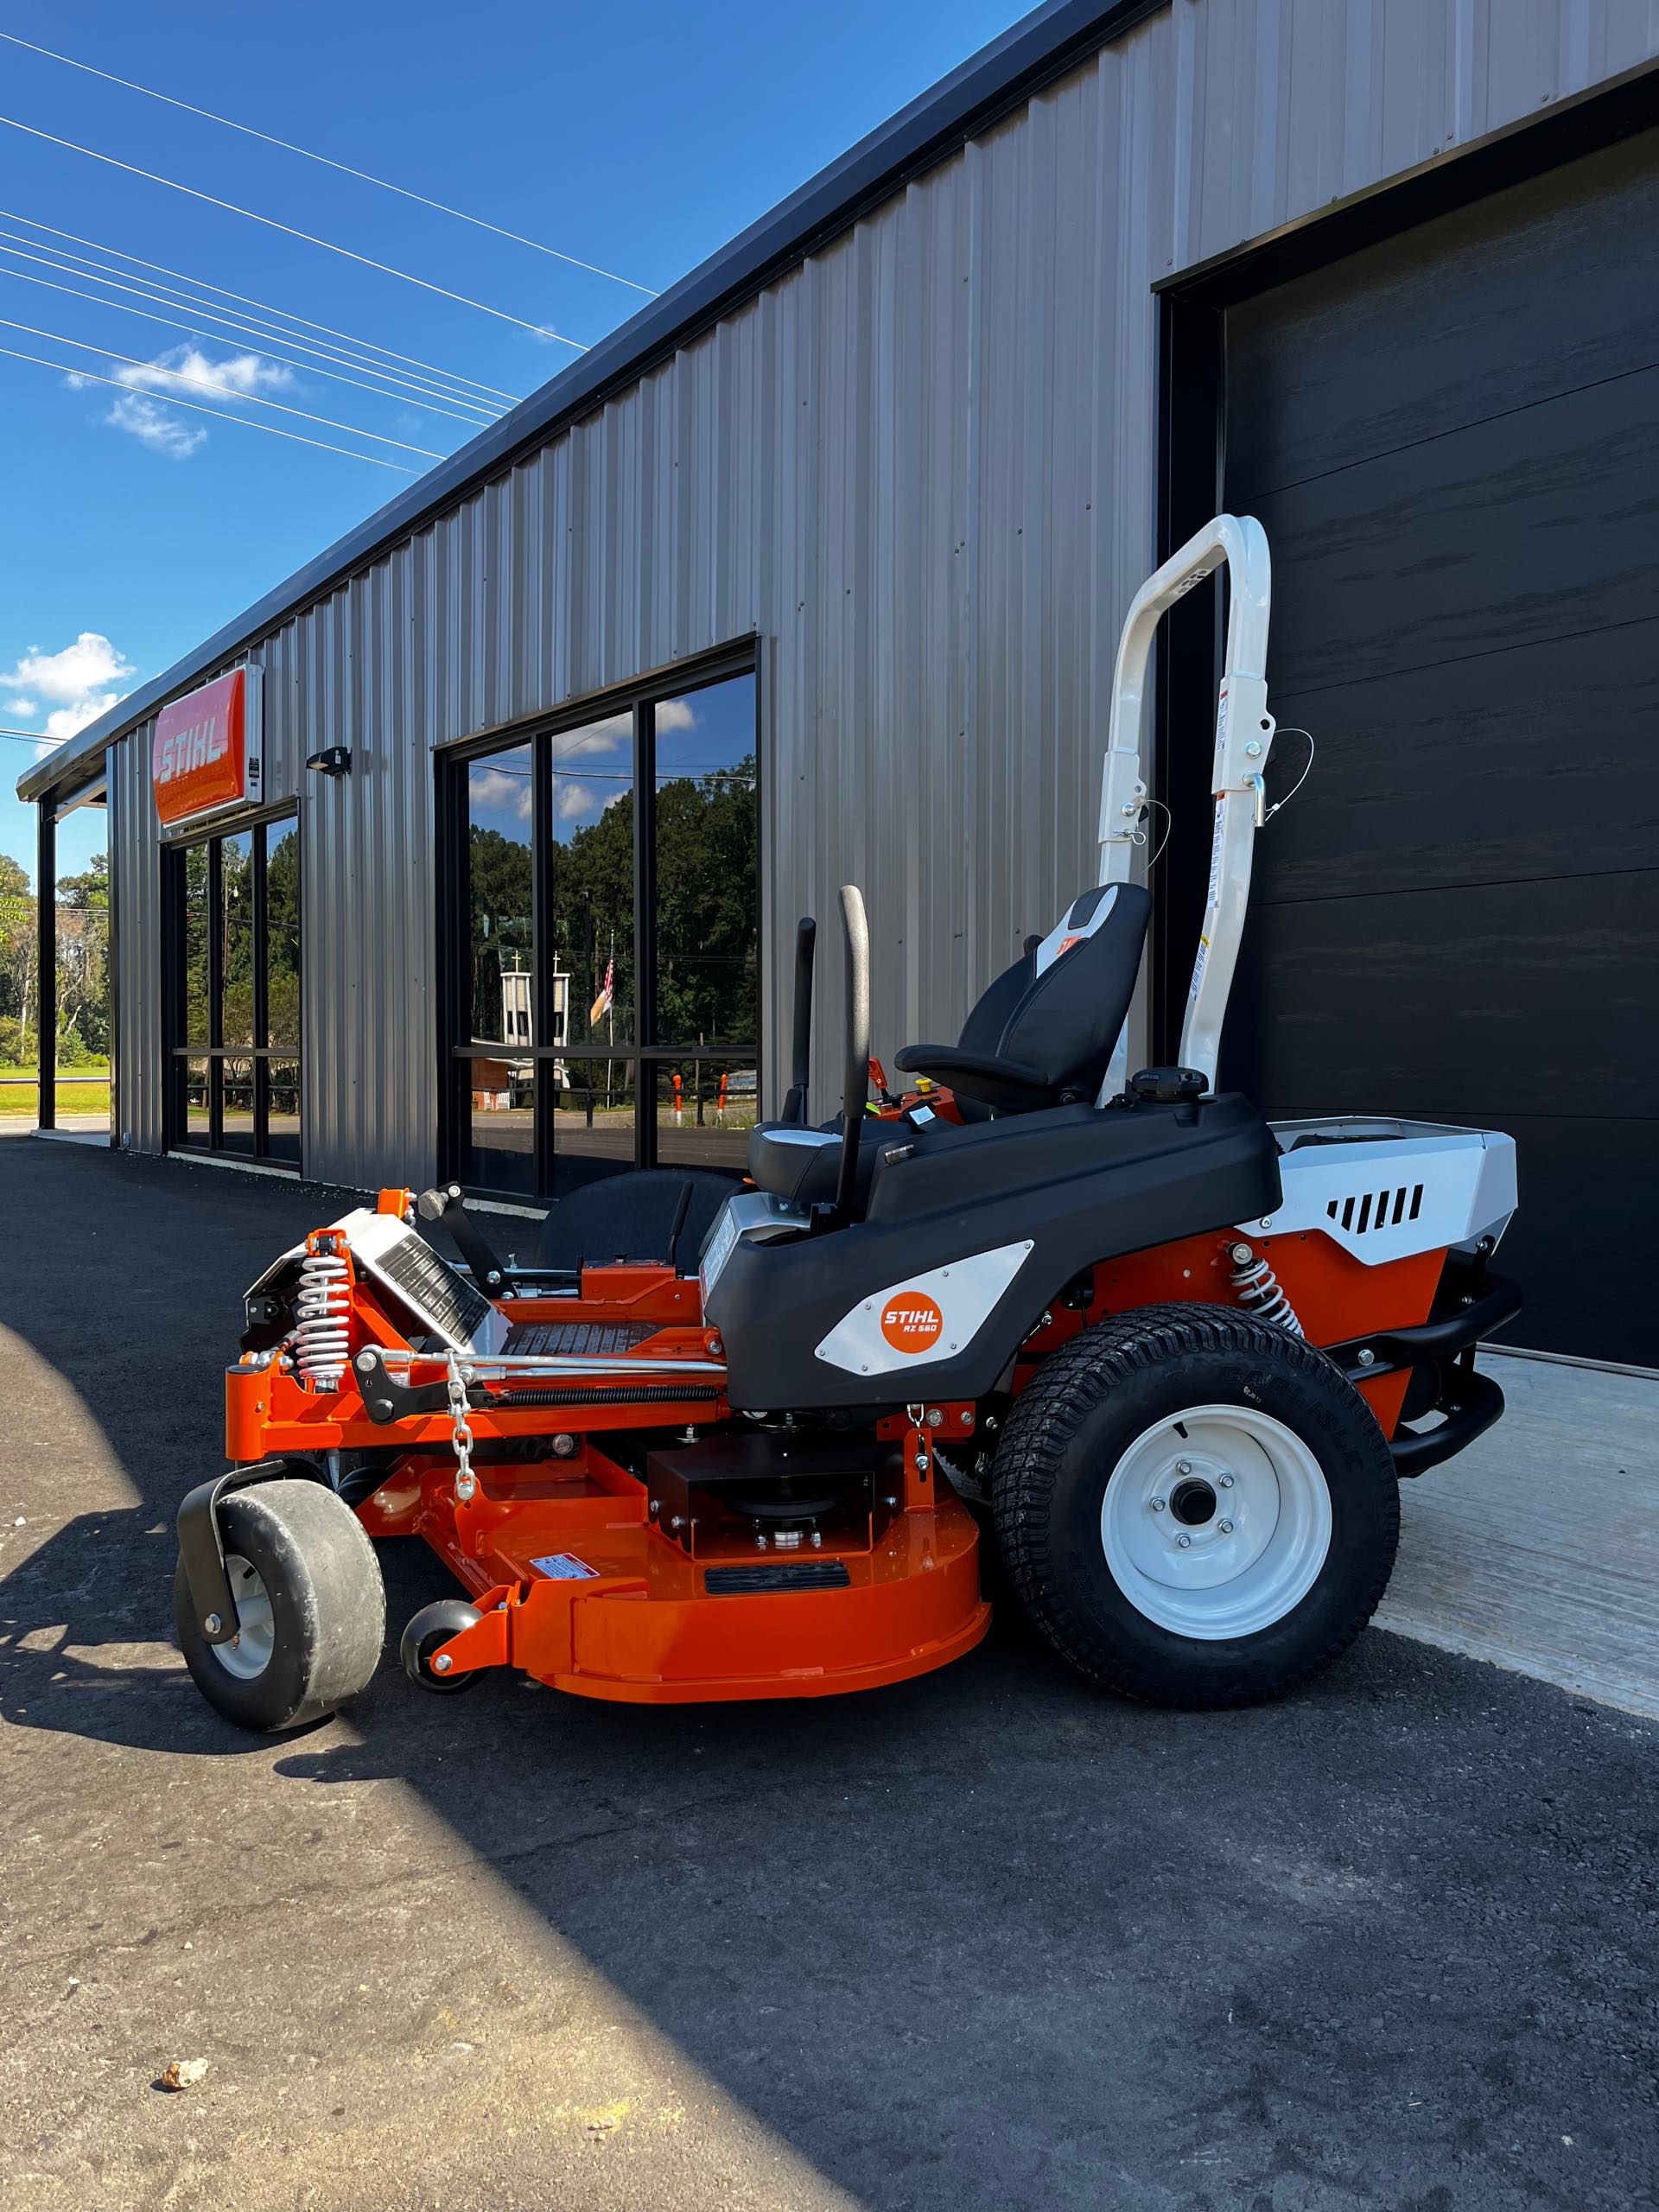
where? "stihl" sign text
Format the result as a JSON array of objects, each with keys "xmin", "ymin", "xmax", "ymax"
[{"xmin": 151, "ymin": 667, "xmax": 263, "ymax": 830}]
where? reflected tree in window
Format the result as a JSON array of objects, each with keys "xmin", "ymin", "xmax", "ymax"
[
  {"xmin": 467, "ymin": 747, "xmax": 533, "ymax": 1046},
  {"xmin": 266, "ymin": 827, "xmax": 301, "ymax": 1050}
]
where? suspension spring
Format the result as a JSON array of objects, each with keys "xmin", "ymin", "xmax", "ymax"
[
  {"xmin": 1228, "ymin": 1243, "xmax": 1304, "ymax": 1338},
  {"xmin": 292, "ymin": 1245, "xmax": 353, "ymax": 1389}
]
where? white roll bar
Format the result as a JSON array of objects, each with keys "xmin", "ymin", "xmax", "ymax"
[{"xmin": 1096, "ymin": 513, "xmax": 1274, "ymax": 1097}]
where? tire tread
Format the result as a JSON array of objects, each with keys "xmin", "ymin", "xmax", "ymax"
[{"xmin": 991, "ymin": 1304, "xmax": 1400, "ymax": 1708}]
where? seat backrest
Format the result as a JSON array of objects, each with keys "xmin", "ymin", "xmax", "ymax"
[
  {"xmin": 951, "ymin": 944, "xmax": 1036, "ymax": 1121},
  {"xmin": 995, "ymin": 881, "xmax": 1152, "ymax": 1101}
]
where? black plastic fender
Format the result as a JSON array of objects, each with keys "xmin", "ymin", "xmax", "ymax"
[{"xmin": 175, "ymin": 1455, "xmax": 323, "ymax": 1645}]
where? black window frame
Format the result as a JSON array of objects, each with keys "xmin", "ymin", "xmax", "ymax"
[
  {"xmin": 437, "ymin": 646, "xmax": 760, "ymax": 1201},
  {"xmin": 162, "ymin": 810, "xmax": 302, "ymax": 1169}
]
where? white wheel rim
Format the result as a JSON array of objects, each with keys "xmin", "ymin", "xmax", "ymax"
[
  {"xmin": 211, "ymin": 1554, "xmax": 276, "ymax": 1680},
  {"xmin": 1099, "ymin": 1404, "xmax": 1332, "ymax": 1641}
]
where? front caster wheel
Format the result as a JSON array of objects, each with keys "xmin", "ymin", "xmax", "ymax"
[
  {"xmin": 993, "ymin": 1305, "xmax": 1400, "ymax": 1708},
  {"xmin": 174, "ymin": 1478, "xmax": 385, "ymax": 1732},
  {"xmin": 401, "ymin": 1600, "xmax": 484, "ymax": 1693}
]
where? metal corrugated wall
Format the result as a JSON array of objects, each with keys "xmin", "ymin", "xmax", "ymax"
[
  {"xmin": 109, "ymin": 731, "xmax": 162, "ymax": 1153},
  {"xmin": 104, "ymin": 0, "xmax": 1657, "ymax": 1186}
]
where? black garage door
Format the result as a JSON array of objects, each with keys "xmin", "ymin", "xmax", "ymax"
[{"xmin": 1220, "ymin": 128, "xmax": 1659, "ymax": 1367}]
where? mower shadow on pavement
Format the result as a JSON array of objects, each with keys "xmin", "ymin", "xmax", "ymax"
[
  {"xmin": 0, "ymin": 1505, "xmax": 282, "ymax": 1758},
  {"xmin": 3, "ymin": 1135, "xmax": 1656, "ymax": 2212}
]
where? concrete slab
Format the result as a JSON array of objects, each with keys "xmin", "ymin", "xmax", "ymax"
[
  {"xmin": 1379, "ymin": 1351, "xmax": 1659, "ymax": 1719},
  {"xmin": 1, "ymin": 1131, "xmax": 1654, "ymax": 2212}
]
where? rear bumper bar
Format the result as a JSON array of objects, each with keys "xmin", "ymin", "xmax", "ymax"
[{"xmin": 1328, "ymin": 1268, "xmax": 1522, "ymax": 1479}]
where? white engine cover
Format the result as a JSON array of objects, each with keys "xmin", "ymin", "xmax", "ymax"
[{"xmin": 1254, "ymin": 1119, "xmax": 1516, "ymax": 1266}]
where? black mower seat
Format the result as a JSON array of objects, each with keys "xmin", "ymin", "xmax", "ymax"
[{"xmin": 894, "ymin": 881, "xmax": 1151, "ymax": 1116}]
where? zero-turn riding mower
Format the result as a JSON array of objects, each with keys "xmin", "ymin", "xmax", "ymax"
[{"xmin": 175, "ymin": 516, "xmax": 1521, "ymax": 1732}]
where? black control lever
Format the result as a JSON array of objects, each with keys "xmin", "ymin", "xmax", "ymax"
[
  {"xmin": 779, "ymin": 916, "xmax": 816, "ymax": 1126},
  {"xmin": 416, "ymin": 1183, "xmax": 512, "ymax": 1294}
]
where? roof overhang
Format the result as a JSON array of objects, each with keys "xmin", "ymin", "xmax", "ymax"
[{"xmin": 16, "ymin": 0, "xmax": 1164, "ymax": 808}]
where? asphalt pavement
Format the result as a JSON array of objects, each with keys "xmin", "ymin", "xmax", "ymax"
[{"xmin": 0, "ymin": 1129, "xmax": 1654, "ymax": 2212}]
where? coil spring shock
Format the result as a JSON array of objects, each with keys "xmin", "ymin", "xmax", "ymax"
[
  {"xmin": 292, "ymin": 1240, "xmax": 353, "ymax": 1389},
  {"xmin": 1228, "ymin": 1242, "xmax": 1304, "ymax": 1338}
]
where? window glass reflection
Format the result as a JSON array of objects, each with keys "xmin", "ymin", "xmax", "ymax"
[
  {"xmin": 656, "ymin": 1059, "xmax": 755, "ymax": 1171},
  {"xmin": 220, "ymin": 833, "xmax": 255, "ymax": 1049},
  {"xmin": 547, "ymin": 715, "xmax": 634, "ymax": 1049},
  {"xmin": 654, "ymin": 676, "xmax": 758, "ymax": 1047},
  {"xmin": 467, "ymin": 747, "xmax": 534, "ymax": 1049},
  {"xmin": 265, "ymin": 826, "xmax": 301, "ymax": 1051},
  {"xmin": 550, "ymin": 1056, "xmax": 636, "ymax": 1197},
  {"xmin": 467, "ymin": 1058, "xmax": 537, "ymax": 1195},
  {"xmin": 181, "ymin": 843, "xmax": 211, "ymax": 1045}
]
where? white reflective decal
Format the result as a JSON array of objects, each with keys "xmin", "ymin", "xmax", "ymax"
[{"xmin": 814, "ymin": 1242, "xmax": 1034, "ymax": 1377}]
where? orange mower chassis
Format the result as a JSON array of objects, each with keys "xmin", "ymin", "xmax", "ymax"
[{"xmin": 221, "ymin": 1192, "xmax": 1445, "ymax": 1707}]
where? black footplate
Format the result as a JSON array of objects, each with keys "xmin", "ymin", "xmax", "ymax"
[
  {"xmin": 704, "ymin": 1560, "xmax": 852, "ymax": 1594},
  {"xmin": 502, "ymin": 1320, "xmax": 661, "ymax": 1357}
]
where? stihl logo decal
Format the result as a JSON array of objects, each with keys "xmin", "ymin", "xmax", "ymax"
[
  {"xmin": 880, "ymin": 1293, "xmax": 944, "ymax": 1352},
  {"xmin": 151, "ymin": 668, "xmax": 260, "ymax": 829},
  {"xmin": 155, "ymin": 715, "xmax": 226, "ymax": 785}
]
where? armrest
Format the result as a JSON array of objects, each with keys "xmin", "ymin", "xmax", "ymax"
[{"xmin": 891, "ymin": 1043, "xmax": 1053, "ymax": 1109}]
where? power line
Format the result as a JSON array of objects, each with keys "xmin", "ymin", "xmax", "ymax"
[
  {"xmin": 0, "ymin": 254, "xmax": 498, "ymax": 426},
  {"xmin": 1, "ymin": 724, "xmax": 68, "ymax": 747},
  {"xmin": 0, "ymin": 113, "xmax": 592, "ymax": 349},
  {"xmin": 0, "ymin": 29, "xmax": 658, "ymax": 298},
  {"xmin": 0, "ymin": 343, "xmax": 418, "ymax": 470},
  {"xmin": 0, "ymin": 207, "xmax": 517, "ymax": 404},
  {"xmin": 0, "ymin": 314, "xmax": 446, "ymax": 456},
  {"xmin": 0, "ymin": 226, "xmax": 503, "ymax": 416}
]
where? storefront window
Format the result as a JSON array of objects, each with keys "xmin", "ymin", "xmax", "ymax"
[
  {"xmin": 654, "ymin": 683, "xmax": 758, "ymax": 1048},
  {"xmin": 165, "ymin": 816, "xmax": 300, "ymax": 1166},
  {"xmin": 450, "ymin": 665, "xmax": 758, "ymax": 1200},
  {"xmin": 265, "ymin": 827, "xmax": 301, "ymax": 1052}
]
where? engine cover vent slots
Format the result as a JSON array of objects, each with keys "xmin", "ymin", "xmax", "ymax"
[
  {"xmin": 1327, "ymin": 1185, "xmax": 1424, "ymax": 1236},
  {"xmin": 500, "ymin": 1321, "xmax": 661, "ymax": 1357},
  {"xmin": 704, "ymin": 1561, "xmax": 853, "ymax": 1594}
]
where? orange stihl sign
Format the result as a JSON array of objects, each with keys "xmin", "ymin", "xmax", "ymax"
[
  {"xmin": 880, "ymin": 1293, "xmax": 944, "ymax": 1353},
  {"xmin": 152, "ymin": 667, "xmax": 264, "ymax": 829}
]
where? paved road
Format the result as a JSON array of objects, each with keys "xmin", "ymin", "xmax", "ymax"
[{"xmin": 0, "ymin": 1131, "xmax": 1654, "ymax": 2212}]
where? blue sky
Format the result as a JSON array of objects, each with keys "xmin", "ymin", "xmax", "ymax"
[{"xmin": 0, "ymin": 0, "xmax": 1023, "ymax": 882}]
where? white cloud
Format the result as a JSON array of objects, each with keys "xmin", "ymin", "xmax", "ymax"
[
  {"xmin": 556, "ymin": 779, "xmax": 599, "ymax": 821},
  {"xmin": 8, "ymin": 697, "xmax": 36, "ymax": 718},
  {"xmin": 67, "ymin": 344, "xmax": 295, "ymax": 459},
  {"xmin": 3, "ymin": 632, "xmax": 136, "ymax": 744},
  {"xmin": 46, "ymin": 694, "xmax": 121, "ymax": 741},
  {"xmin": 546, "ymin": 700, "xmax": 695, "ymax": 767},
  {"xmin": 469, "ymin": 766, "xmax": 532, "ymax": 821},
  {"xmin": 104, "ymin": 392, "xmax": 207, "ymax": 458},
  {"xmin": 109, "ymin": 346, "xmax": 295, "ymax": 403},
  {"xmin": 552, "ymin": 711, "xmax": 630, "ymax": 761},
  {"xmin": 4, "ymin": 633, "xmax": 135, "ymax": 704}
]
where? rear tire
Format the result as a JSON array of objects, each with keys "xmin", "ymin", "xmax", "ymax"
[
  {"xmin": 992, "ymin": 1305, "xmax": 1399, "ymax": 1707},
  {"xmin": 175, "ymin": 1478, "xmax": 386, "ymax": 1732}
]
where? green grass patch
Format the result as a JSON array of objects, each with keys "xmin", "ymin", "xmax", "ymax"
[{"xmin": 0, "ymin": 1063, "xmax": 111, "ymax": 1116}]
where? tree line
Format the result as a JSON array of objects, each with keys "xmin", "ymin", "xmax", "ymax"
[{"xmin": 0, "ymin": 850, "xmax": 110, "ymax": 1068}]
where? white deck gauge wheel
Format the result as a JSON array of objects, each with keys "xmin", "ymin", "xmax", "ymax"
[
  {"xmin": 174, "ymin": 1478, "xmax": 386, "ymax": 1732},
  {"xmin": 207, "ymin": 1554, "xmax": 277, "ymax": 1679}
]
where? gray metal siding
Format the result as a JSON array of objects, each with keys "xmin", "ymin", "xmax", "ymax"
[
  {"xmin": 99, "ymin": 0, "xmax": 1658, "ymax": 1185},
  {"xmin": 109, "ymin": 731, "xmax": 163, "ymax": 1154}
]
